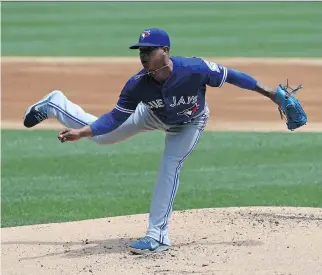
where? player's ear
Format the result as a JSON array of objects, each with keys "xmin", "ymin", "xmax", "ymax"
[{"xmin": 162, "ymin": 46, "xmax": 169, "ymax": 55}]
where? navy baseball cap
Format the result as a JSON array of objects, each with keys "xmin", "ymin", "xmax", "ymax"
[{"xmin": 129, "ymin": 28, "xmax": 170, "ymax": 49}]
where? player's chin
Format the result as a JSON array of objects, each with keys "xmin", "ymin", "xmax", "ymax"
[
  {"xmin": 142, "ymin": 63, "xmax": 156, "ymax": 74},
  {"xmin": 141, "ymin": 59, "xmax": 152, "ymax": 69},
  {"xmin": 141, "ymin": 61, "xmax": 149, "ymax": 69}
]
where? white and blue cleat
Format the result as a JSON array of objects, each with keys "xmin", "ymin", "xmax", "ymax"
[
  {"xmin": 129, "ymin": 236, "xmax": 170, "ymax": 254},
  {"xmin": 23, "ymin": 90, "xmax": 60, "ymax": 128}
]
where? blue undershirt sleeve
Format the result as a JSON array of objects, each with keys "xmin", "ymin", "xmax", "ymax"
[{"xmin": 226, "ymin": 69, "xmax": 257, "ymax": 91}]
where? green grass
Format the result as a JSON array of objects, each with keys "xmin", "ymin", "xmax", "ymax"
[
  {"xmin": 2, "ymin": 130, "xmax": 322, "ymax": 228},
  {"xmin": 2, "ymin": 2, "xmax": 322, "ymax": 57}
]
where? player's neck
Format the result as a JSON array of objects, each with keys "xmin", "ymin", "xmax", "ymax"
[{"xmin": 152, "ymin": 59, "xmax": 173, "ymax": 84}]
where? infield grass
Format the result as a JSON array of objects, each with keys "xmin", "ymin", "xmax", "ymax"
[{"xmin": 2, "ymin": 130, "xmax": 322, "ymax": 227}]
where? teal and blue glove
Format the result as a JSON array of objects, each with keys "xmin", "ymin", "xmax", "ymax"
[{"xmin": 274, "ymin": 83, "xmax": 307, "ymax": 131}]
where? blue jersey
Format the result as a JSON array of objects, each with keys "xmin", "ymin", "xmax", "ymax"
[
  {"xmin": 90, "ymin": 56, "xmax": 257, "ymax": 136},
  {"xmin": 116, "ymin": 56, "xmax": 227, "ymax": 125}
]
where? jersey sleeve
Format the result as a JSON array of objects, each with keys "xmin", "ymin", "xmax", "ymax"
[
  {"xmin": 115, "ymin": 77, "xmax": 141, "ymax": 114},
  {"xmin": 199, "ymin": 59, "xmax": 228, "ymax": 88},
  {"xmin": 89, "ymin": 76, "xmax": 141, "ymax": 136}
]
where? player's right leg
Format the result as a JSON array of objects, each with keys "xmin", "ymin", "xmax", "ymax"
[
  {"xmin": 23, "ymin": 90, "xmax": 97, "ymax": 129},
  {"xmin": 23, "ymin": 90, "xmax": 163, "ymax": 145}
]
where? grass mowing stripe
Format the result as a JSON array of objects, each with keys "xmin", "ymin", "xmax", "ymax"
[
  {"xmin": 2, "ymin": 130, "xmax": 321, "ymax": 227},
  {"xmin": 3, "ymin": 163, "xmax": 320, "ymax": 205},
  {"xmin": 3, "ymin": 184, "xmax": 321, "ymax": 228},
  {"xmin": 3, "ymin": 2, "xmax": 321, "ymax": 13},
  {"xmin": 2, "ymin": 2, "xmax": 321, "ymax": 57}
]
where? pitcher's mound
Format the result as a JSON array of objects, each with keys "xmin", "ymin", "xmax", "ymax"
[{"xmin": 2, "ymin": 207, "xmax": 322, "ymax": 275}]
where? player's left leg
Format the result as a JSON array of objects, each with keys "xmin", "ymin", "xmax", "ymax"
[{"xmin": 129, "ymin": 108, "xmax": 209, "ymax": 254}]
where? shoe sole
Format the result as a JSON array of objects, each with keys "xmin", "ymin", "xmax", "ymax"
[
  {"xmin": 23, "ymin": 90, "xmax": 59, "ymax": 127},
  {"xmin": 129, "ymin": 245, "xmax": 170, "ymax": 255}
]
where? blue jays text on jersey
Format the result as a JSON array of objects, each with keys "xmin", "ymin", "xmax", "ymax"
[{"xmin": 115, "ymin": 56, "xmax": 227, "ymax": 125}]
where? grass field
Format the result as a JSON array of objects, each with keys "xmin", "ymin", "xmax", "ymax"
[
  {"xmin": 2, "ymin": 2, "xmax": 322, "ymax": 57},
  {"xmin": 2, "ymin": 130, "xmax": 322, "ymax": 227}
]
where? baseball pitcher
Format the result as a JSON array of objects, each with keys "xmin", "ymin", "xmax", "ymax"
[{"xmin": 23, "ymin": 28, "xmax": 307, "ymax": 254}]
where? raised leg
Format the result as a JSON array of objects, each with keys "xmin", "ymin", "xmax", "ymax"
[{"xmin": 24, "ymin": 90, "xmax": 165, "ymax": 145}]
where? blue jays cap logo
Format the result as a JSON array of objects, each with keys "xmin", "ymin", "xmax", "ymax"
[
  {"xmin": 129, "ymin": 28, "xmax": 170, "ymax": 49},
  {"xmin": 141, "ymin": 30, "xmax": 151, "ymax": 40}
]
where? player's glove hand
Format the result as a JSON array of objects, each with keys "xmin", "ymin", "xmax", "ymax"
[{"xmin": 274, "ymin": 82, "xmax": 307, "ymax": 131}]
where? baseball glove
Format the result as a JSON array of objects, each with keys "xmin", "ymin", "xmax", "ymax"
[{"xmin": 275, "ymin": 81, "xmax": 307, "ymax": 131}]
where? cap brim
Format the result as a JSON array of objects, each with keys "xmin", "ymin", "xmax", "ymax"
[{"xmin": 129, "ymin": 42, "xmax": 164, "ymax": 49}]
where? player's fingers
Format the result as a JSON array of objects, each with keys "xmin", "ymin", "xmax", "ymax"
[
  {"xmin": 58, "ymin": 128, "xmax": 70, "ymax": 136},
  {"xmin": 59, "ymin": 129, "xmax": 73, "ymax": 139},
  {"xmin": 58, "ymin": 135, "xmax": 68, "ymax": 143},
  {"xmin": 58, "ymin": 129, "xmax": 70, "ymax": 142},
  {"xmin": 61, "ymin": 136, "xmax": 77, "ymax": 143}
]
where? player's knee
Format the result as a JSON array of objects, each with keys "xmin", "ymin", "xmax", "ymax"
[
  {"xmin": 50, "ymin": 90, "xmax": 65, "ymax": 101},
  {"xmin": 55, "ymin": 90, "xmax": 65, "ymax": 96},
  {"xmin": 163, "ymin": 155, "xmax": 183, "ymax": 164}
]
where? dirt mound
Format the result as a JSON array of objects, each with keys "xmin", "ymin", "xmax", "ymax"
[{"xmin": 2, "ymin": 207, "xmax": 322, "ymax": 275}]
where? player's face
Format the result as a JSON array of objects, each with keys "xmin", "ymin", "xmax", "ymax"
[{"xmin": 139, "ymin": 47, "xmax": 167, "ymax": 71}]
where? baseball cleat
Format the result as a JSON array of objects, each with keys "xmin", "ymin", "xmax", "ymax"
[
  {"xmin": 129, "ymin": 236, "xmax": 170, "ymax": 254},
  {"xmin": 23, "ymin": 90, "xmax": 59, "ymax": 128}
]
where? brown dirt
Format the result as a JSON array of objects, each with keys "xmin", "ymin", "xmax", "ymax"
[
  {"xmin": 1, "ymin": 58, "xmax": 322, "ymax": 275},
  {"xmin": 2, "ymin": 207, "xmax": 322, "ymax": 275},
  {"xmin": 2, "ymin": 57, "xmax": 322, "ymax": 131}
]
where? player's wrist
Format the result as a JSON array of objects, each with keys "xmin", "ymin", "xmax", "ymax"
[
  {"xmin": 79, "ymin": 126, "xmax": 94, "ymax": 138},
  {"xmin": 268, "ymin": 90, "xmax": 277, "ymax": 102},
  {"xmin": 255, "ymin": 82, "xmax": 276, "ymax": 102}
]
